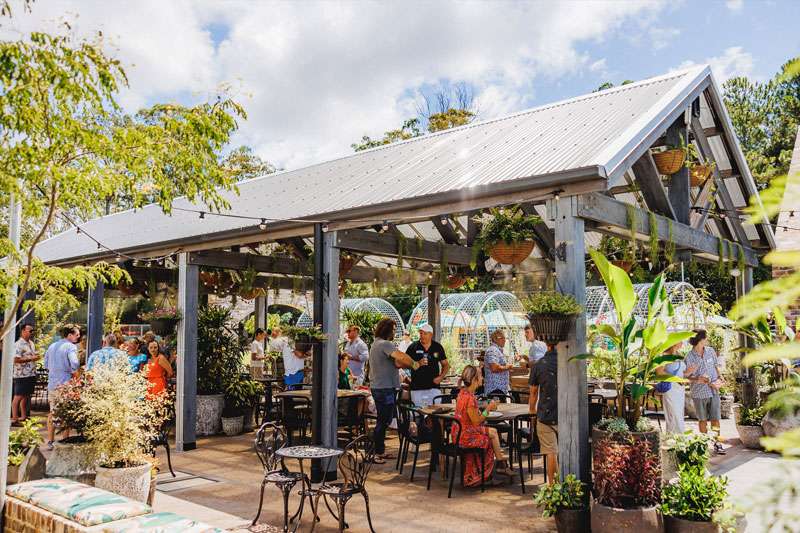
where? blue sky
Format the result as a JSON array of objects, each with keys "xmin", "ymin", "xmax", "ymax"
[{"xmin": 11, "ymin": 0, "xmax": 800, "ymax": 170}]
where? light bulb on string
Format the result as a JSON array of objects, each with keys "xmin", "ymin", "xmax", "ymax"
[
  {"xmin": 322, "ymin": 222, "xmax": 328, "ymax": 233},
  {"xmin": 97, "ymin": 243, "xmax": 102, "ymax": 252},
  {"xmin": 115, "ymin": 253, "xmax": 121, "ymax": 262},
  {"xmin": 381, "ymin": 220, "xmax": 389, "ymax": 232},
  {"xmin": 440, "ymin": 214, "xmax": 447, "ymax": 225},
  {"xmin": 76, "ymin": 227, "xmax": 82, "ymax": 235},
  {"xmin": 199, "ymin": 212, "xmax": 205, "ymax": 221},
  {"xmin": 259, "ymin": 218, "xmax": 266, "ymax": 230}
]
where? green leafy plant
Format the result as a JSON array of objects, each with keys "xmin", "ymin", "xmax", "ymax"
[
  {"xmin": 635, "ymin": 416, "xmax": 652, "ymax": 432},
  {"xmin": 223, "ymin": 375, "xmax": 265, "ymax": 416},
  {"xmin": 595, "ymin": 235, "xmax": 633, "ymax": 261},
  {"xmin": 137, "ymin": 307, "xmax": 183, "ymax": 321},
  {"xmin": 661, "ymin": 431, "xmax": 714, "ymax": 469},
  {"xmin": 738, "ymin": 404, "xmax": 765, "ymax": 426},
  {"xmin": 533, "ymin": 474, "xmax": 586, "ymax": 518},
  {"xmin": 587, "ymin": 348, "xmax": 620, "ymax": 379},
  {"xmin": 595, "ymin": 417, "xmax": 629, "ymax": 435},
  {"xmin": 197, "ymin": 305, "xmax": 247, "ymax": 395},
  {"xmin": 665, "ymin": 219, "xmax": 676, "ymax": 263},
  {"xmin": 283, "ymin": 324, "xmax": 330, "ymax": 342},
  {"xmin": 51, "ymin": 376, "xmax": 89, "ymax": 436},
  {"xmin": 572, "ymin": 251, "xmax": 695, "ymax": 428},
  {"xmin": 661, "ymin": 465, "xmax": 729, "ymax": 523},
  {"xmin": 472, "ymin": 205, "xmax": 541, "ymax": 250},
  {"xmin": 8, "ymin": 417, "xmax": 45, "ymax": 466},
  {"xmin": 524, "ymin": 291, "xmax": 583, "ymax": 316},
  {"xmin": 340, "ymin": 306, "xmax": 384, "ymax": 347}
]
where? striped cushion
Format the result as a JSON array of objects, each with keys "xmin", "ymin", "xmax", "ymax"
[{"xmin": 100, "ymin": 512, "xmax": 225, "ymax": 532}]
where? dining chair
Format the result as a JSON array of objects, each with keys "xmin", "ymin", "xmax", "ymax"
[
  {"xmin": 279, "ymin": 395, "xmax": 312, "ymax": 446},
  {"xmin": 396, "ymin": 404, "xmax": 432, "ymax": 481},
  {"xmin": 511, "ymin": 414, "xmax": 547, "ymax": 493},
  {"xmin": 252, "ymin": 423, "xmax": 306, "ymax": 531},
  {"xmin": 427, "ymin": 413, "xmax": 486, "ymax": 498}
]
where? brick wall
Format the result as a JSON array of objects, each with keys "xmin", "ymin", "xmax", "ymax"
[{"xmin": 4, "ymin": 496, "xmax": 92, "ymax": 533}]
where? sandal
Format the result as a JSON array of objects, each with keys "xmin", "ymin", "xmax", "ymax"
[
  {"xmin": 495, "ymin": 459, "xmax": 515, "ymax": 476},
  {"xmin": 378, "ymin": 453, "xmax": 396, "ymax": 460},
  {"xmin": 371, "ymin": 457, "xmax": 386, "ymax": 464}
]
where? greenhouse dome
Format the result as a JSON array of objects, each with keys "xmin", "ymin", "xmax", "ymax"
[
  {"xmin": 297, "ymin": 297, "xmax": 406, "ymax": 341},
  {"xmin": 407, "ymin": 291, "xmax": 530, "ymax": 360}
]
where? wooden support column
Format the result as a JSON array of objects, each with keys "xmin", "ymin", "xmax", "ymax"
[
  {"xmin": 738, "ymin": 267, "xmax": 758, "ymax": 408},
  {"xmin": 550, "ymin": 195, "xmax": 590, "ymax": 484},
  {"xmin": 86, "ymin": 281, "xmax": 104, "ymax": 356},
  {"xmin": 666, "ymin": 114, "xmax": 690, "ymax": 225},
  {"xmin": 428, "ymin": 285, "xmax": 441, "ymax": 341},
  {"xmin": 176, "ymin": 253, "xmax": 198, "ymax": 452},
  {"xmin": 254, "ymin": 295, "xmax": 266, "ymax": 342}
]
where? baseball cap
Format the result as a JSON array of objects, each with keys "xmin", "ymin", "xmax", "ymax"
[{"xmin": 418, "ymin": 324, "xmax": 434, "ymax": 333}]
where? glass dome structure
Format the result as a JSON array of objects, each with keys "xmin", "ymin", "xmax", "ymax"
[
  {"xmin": 407, "ymin": 291, "xmax": 530, "ymax": 360},
  {"xmin": 297, "ymin": 297, "xmax": 406, "ymax": 341}
]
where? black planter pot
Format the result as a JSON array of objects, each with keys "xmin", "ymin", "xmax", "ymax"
[
  {"xmin": 294, "ymin": 333, "xmax": 319, "ymax": 354},
  {"xmin": 150, "ymin": 318, "xmax": 179, "ymax": 336},
  {"xmin": 555, "ymin": 506, "xmax": 591, "ymax": 533},
  {"xmin": 528, "ymin": 314, "xmax": 578, "ymax": 345}
]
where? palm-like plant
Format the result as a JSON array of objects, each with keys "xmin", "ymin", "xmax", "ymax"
[
  {"xmin": 573, "ymin": 251, "xmax": 694, "ymax": 428},
  {"xmin": 340, "ymin": 307, "xmax": 384, "ymax": 348}
]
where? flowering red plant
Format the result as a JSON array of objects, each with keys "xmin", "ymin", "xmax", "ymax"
[
  {"xmin": 138, "ymin": 307, "xmax": 183, "ymax": 321},
  {"xmin": 593, "ymin": 438, "xmax": 661, "ymax": 509},
  {"xmin": 51, "ymin": 376, "xmax": 90, "ymax": 436}
]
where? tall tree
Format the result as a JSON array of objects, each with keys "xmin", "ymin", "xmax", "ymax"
[{"xmin": 221, "ymin": 146, "xmax": 279, "ymax": 181}]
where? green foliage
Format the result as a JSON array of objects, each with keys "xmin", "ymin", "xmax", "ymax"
[
  {"xmin": 634, "ymin": 416, "xmax": 652, "ymax": 432},
  {"xmin": 8, "ymin": 417, "xmax": 44, "ymax": 466},
  {"xmin": 738, "ymin": 404, "xmax": 765, "ymax": 426},
  {"xmin": 595, "ymin": 417, "xmax": 629, "ymax": 435},
  {"xmin": 197, "ymin": 305, "xmax": 247, "ymax": 395},
  {"xmin": 220, "ymin": 146, "xmax": 278, "ymax": 181},
  {"xmin": 51, "ymin": 377, "xmax": 89, "ymax": 435},
  {"xmin": 427, "ymin": 108, "xmax": 474, "ymax": 132},
  {"xmin": 223, "ymin": 375, "xmax": 265, "ymax": 415},
  {"xmin": 533, "ymin": 474, "xmax": 586, "ymax": 518},
  {"xmin": 351, "ymin": 118, "xmax": 422, "ymax": 151},
  {"xmin": 665, "ymin": 219, "xmax": 676, "ymax": 263},
  {"xmin": 586, "ymin": 348, "xmax": 620, "ymax": 379},
  {"xmin": 626, "ymin": 204, "xmax": 637, "ymax": 259},
  {"xmin": 661, "ymin": 431, "xmax": 714, "ymax": 469},
  {"xmin": 594, "ymin": 235, "xmax": 633, "ymax": 261},
  {"xmin": 648, "ymin": 211, "xmax": 659, "ymax": 264},
  {"xmin": 593, "ymin": 438, "xmax": 661, "ymax": 509},
  {"xmin": 472, "ymin": 205, "xmax": 541, "ymax": 250},
  {"xmin": 524, "ymin": 291, "xmax": 583, "ymax": 316},
  {"xmin": 661, "ymin": 465, "xmax": 729, "ymax": 523},
  {"xmin": 340, "ymin": 306, "xmax": 384, "ymax": 347}
]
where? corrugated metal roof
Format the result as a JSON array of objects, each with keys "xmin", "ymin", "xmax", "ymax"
[{"xmin": 37, "ymin": 65, "xmax": 765, "ymax": 265}]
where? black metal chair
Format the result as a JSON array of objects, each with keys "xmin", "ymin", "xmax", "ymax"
[
  {"xmin": 279, "ymin": 396, "xmax": 312, "ymax": 446},
  {"xmin": 427, "ymin": 414, "xmax": 486, "ymax": 498},
  {"xmin": 432, "ymin": 393, "xmax": 456, "ymax": 404},
  {"xmin": 337, "ymin": 394, "xmax": 363, "ymax": 444},
  {"xmin": 483, "ymin": 392, "xmax": 514, "ymax": 459},
  {"xmin": 256, "ymin": 382, "xmax": 280, "ymax": 426},
  {"xmin": 643, "ymin": 389, "xmax": 665, "ymax": 431},
  {"xmin": 588, "ymin": 398, "xmax": 610, "ymax": 431},
  {"xmin": 252, "ymin": 423, "xmax": 306, "ymax": 531},
  {"xmin": 511, "ymin": 414, "xmax": 547, "ymax": 493},
  {"xmin": 310, "ymin": 435, "xmax": 376, "ymax": 533},
  {"xmin": 148, "ymin": 411, "xmax": 175, "ymax": 477},
  {"xmin": 396, "ymin": 405, "xmax": 432, "ymax": 481}
]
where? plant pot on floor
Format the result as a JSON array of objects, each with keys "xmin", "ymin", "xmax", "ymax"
[
  {"xmin": 762, "ymin": 410, "xmax": 800, "ymax": 438},
  {"xmin": 528, "ymin": 314, "xmax": 578, "ymax": 345},
  {"xmin": 46, "ymin": 437, "xmax": 98, "ymax": 485},
  {"xmin": 735, "ymin": 424, "xmax": 765, "ymax": 449},
  {"xmin": 684, "ymin": 391, "xmax": 698, "ymax": 419},
  {"xmin": 664, "ymin": 515, "xmax": 718, "ymax": 533},
  {"xmin": 7, "ymin": 446, "xmax": 46, "ymax": 485},
  {"xmin": 488, "ymin": 240, "xmax": 535, "ymax": 265},
  {"xmin": 591, "ymin": 501, "xmax": 664, "ymax": 533},
  {"xmin": 149, "ymin": 318, "xmax": 178, "ymax": 336},
  {"xmin": 221, "ymin": 415, "xmax": 244, "ymax": 436},
  {"xmin": 591, "ymin": 427, "xmax": 661, "ymax": 464},
  {"xmin": 196, "ymin": 394, "xmax": 224, "ymax": 436},
  {"xmin": 242, "ymin": 406, "xmax": 256, "ymax": 431},
  {"xmin": 555, "ymin": 506, "xmax": 591, "ymax": 533},
  {"xmin": 719, "ymin": 394, "xmax": 734, "ymax": 419},
  {"xmin": 95, "ymin": 462, "xmax": 151, "ymax": 503}
]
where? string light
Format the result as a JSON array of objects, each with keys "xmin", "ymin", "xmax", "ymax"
[
  {"xmin": 382, "ymin": 220, "xmax": 389, "ymax": 232},
  {"xmin": 199, "ymin": 212, "xmax": 205, "ymax": 221},
  {"xmin": 552, "ymin": 189, "xmax": 564, "ymax": 201},
  {"xmin": 498, "ymin": 205, "xmax": 504, "ymax": 215},
  {"xmin": 115, "ymin": 253, "xmax": 121, "ymax": 262},
  {"xmin": 97, "ymin": 243, "xmax": 102, "ymax": 252},
  {"xmin": 322, "ymin": 222, "xmax": 329, "ymax": 233},
  {"xmin": 76, "ymin": 227, "xmax": 82, "ymax": 235},
  {"xmin": 440, "ymin": 214, "xmax": 447, "ymax": 225},
  {"xmin": 259, "ymin": 218, "xmax": 266, "ymax": 230}
]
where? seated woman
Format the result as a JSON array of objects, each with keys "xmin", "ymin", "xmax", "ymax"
[
  {"xmin": 452, "ymin": 365, "xmax": 514, "ymax": 487},
  {"xmin": 338, "ymin": 353, "xmax": 353, "ymax": 390}
]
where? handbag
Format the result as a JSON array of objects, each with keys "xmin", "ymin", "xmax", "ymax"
[{"xmin": 656, "ymin": 381, "xmax": 671, "ymax": 393}]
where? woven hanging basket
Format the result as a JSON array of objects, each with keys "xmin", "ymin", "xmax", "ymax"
[
  {"xmin": 446, "ymin": 274, "xmax": 467, "ymax": 289},
  {"xmin": 117, "ymin": 280, "xmax": 145, "ymax": 296},
  {"xmin": 652, "ymin": 149, "xmax": 686, "ymax": 175},
  {"xmin": 149, "ymin": 318, "xmax": 179, "ymax": 336},
  {"xmin": 592, "ymin": 259, "xmax": 633, "ymax": 276},
  {"xmin": 488, "ymin": 240, "xmax": 535, "ymax": 265},
  {"xmin": 527, "ymin": 314, "xmax": 578, "ymax": 345},
  {"xmin": 238, "ymin": 287, "xmax": 261, "ymax": 300},
  {"xmin": 294, "ymin": 333, "xmax": 319, "ymax": 354},
  {"xmin": 338, "ymin": 280, "xmax": 349, "ymax": 296},
  {"xmin": 199, "ymin": 271, "xmax": 233, "ymax": 290},
  {"xmin": 339, "ymin": 255, "xmax": 356, "ymax": 276},
  {"xmin": 689, "ymin": 165, "xmax": 713, "ymax": 187}
]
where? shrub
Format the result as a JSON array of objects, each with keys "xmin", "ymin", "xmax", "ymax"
[
  {"xmin": 524, "ymin": 291, "xmax": 584, "ymax": 316},
  {"xmin": 634, "ymin": 416, "xmax": 652, "ymax": 432},
  {"xmin": 533, "ymin": 474, "xmax": 586, "ymax": 518},
  {"xmin": 593, "ymin": 438, "xmax": 661, "ymax": 509},
  {"xmin": 738, "ymin": 404, "xmax": 765, "ymax": 426},
  {"xmin": 197, "ymin": 305, "xmax": 247, "ymax": 395},
  {"xmin": 8, "ymin": 417, "xmax": 44, "ymax": 466},
  {"xmin": 473, "ymin": 205, "xmax": 542, "ymax": 248},
  {"xmin": 51, "ymin": 377, "xmax": 89, "ymax": 436},
  {"xmin": 661, "ymin": 431, "xmax": 714, "ymax": 469},
  {"xmin": 595, "ymin": 417, "xmax": 629, "ymax": 435},
  {"xmin": 661, "ymin": 465, "xmax": 729, "ymax": 522}
]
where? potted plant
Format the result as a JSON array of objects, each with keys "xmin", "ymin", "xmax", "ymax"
[
  {"xmin": 661, "ymin": 465, "xmax": 730, "ymax": 533},
  {"xmin": 7, "ymin": 417, "xmax": 46, "ymax": 484},
  {"xmin": 592, "ymin": 438, "xmax": 663, "ymax": 533},
  {"xmin": 267, "ymin": 349, "xmax": 284, "ymax": 379},
  {"xmin": 591, "ymin": 416, "xmax": 660, "ymax": 462},
  {"xmin": 82, "ymin": 357, "xmax": 170, "ymax": 502},
  {"xmin": 47, "ymin": 377, "xmax": 98, "ymax": 484},
  {"xmin": 660, "ymin": 431, "xmax": 714, "ymax": 481},
  {"xmin": 684, "ymin": 143, "xmax": 716, "ymax": 187},
  {"xmin": 284, "ymin": 324, "xmax": 329, "ymax": 353},
  {"xmin": 138, "ymin": 307, "xmax": 183, "ymax": 336},
  {"xmin": 735, "ymin": 404, "xmax": 765, "ymax": 449},
  {"xmin": 592, "ymin": 235, "xmax": 634, "ymax": 273},
  {"xmin": 718, "ymin": 386, "xmax": 734, "ymax": 419},
  {"xmin": 199, "ymin": 269, "xmax": 233, "ymax": 290},
  {"xmin": 222, "ymin": 376, "xmax": 264, "ymax": 435},
  {"xmin": 524, "ymin": 291, "xmax": 583, "ymax": 345},
  {"xmin": 116, "ymin": 280, "xmax": 145, "ymax": 296},
  {"xmin": 533, "ymin": 474, "xmax": 589, "ymax": 533},
  {"xmin": 339, "ymin": 251, "xmax": 356, "ymax": 276},
  {"xmin": 472, "ymin": 205, "xmax": 541, "ymax": 265},
  {"xmin": 651, "ymin": 134, "xmax": 687, "ymax": 175},
  {"xmin": 197, "ymin": 305, "xmax": 247, "ymax": 436}
]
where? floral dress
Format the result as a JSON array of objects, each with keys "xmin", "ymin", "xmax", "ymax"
[{"xmin": 452, "ymin": 389, "xmax": 495, "ymax": 486}]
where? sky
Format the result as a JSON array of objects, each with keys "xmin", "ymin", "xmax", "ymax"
[{"xmin": 6, "ymin": 0, "xmax": 800, "ymax": 172}]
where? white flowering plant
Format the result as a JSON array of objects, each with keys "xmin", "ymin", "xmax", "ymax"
[{"xmin": 82, "ymin": 356, "xmax": 171, "ymax": 468}]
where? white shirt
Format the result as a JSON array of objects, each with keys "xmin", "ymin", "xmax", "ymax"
[
  {"xmin": 282, "ymin": 343, "xmax": 305, "ymax": 375},
  {"xmin": 269, "ymin": 336, "xmax": 287, "ymax": 353},
  {"xmin": 398, "ymin": 339, "xmax": 411, "ymax": 353},
  {"xmin": 250, "ymin": 340, "xmax": 265, "ymax": 360}
]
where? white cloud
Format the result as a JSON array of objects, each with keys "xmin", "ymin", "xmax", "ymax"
[
  {"xmin": 649, "ymin": 27, "xmax": 681, "ymax": 52},
  {"xmin": 672, "ymin": 46, "xmax": 755, "ymax": 82},
  {"xmin": 726, "ymin": 0, "xmax": 744, "ymax": 13},
  {"xmin": 10, "ymin": 0, "xmax": 668, "ymax": 170}
]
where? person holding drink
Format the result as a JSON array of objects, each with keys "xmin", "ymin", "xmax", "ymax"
[{"xmin": 406, "ymin": 324, "xmax": 449, "ymax": 407}]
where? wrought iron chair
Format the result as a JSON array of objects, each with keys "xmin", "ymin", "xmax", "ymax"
[
  {"xmin": 427, "ymin": 413, "xmax": 486, "ymax": 498},
  {"xmin": 252, "ymin": 423, "xmax": 306, "ymax": 531},
  {"xmin": 511, "ymin": 414, "xmax": 547, "ymax": 493},
  {"xmin": 396, "ymin": 404, "xmax": 432, "ymax": 481},
  {"xmin": 256, "ymin": 382, "xmax": 280, "ymax": 426},
  {"xmin": 148, "ymin": 411, "xmax": 175, "ymax": 477},
  {"xmin": 310, "ymin": 435, "xmax": 376, "ymax": 533}
]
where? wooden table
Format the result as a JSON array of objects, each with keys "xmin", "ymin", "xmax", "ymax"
[
  {"xmin": 419, "ymin": 401, "xmax": 530, "ymax": 422},
  {"xmin": 275, "ymin": 389, "xmax": 370, "ymax": 399}
]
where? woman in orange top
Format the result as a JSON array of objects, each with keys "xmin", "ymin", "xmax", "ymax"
[{"xmin": 145, "ymin": 340, "xmax": 173, "ymax": 397}]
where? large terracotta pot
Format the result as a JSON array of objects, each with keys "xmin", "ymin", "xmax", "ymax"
[
  {"xmin": 196, "ymin": 394, "xmax": 224, "ymax": 436},
  {"xmin": 555, "ymin": 506, "xmax": 591, "ymax": 533},
  {"xmin": 95, "ymin": 462, "xmax": 151, "ymax": 503},
  {"xmin": 592, "ymin": 501, "xmax": 664, "ymax": 533},
  {"xmin": 665, "ymin": 515, "xmax": 718, "ymax": 533},
  {"xmin": 46, "ymin": 438, "xmax": 98, "ymax": 485}
]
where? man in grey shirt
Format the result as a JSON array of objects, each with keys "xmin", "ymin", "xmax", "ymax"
[{"xmin": 369, "ymin": 317, "xmax": 425, "ymax": 463}]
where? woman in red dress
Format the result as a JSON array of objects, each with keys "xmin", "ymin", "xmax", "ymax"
[
  {"xmin": 452, "ymin": 365, "xmax": 514, "ymax": 487},
  {"xmin": 144, "ymin": 340, "xmax": 173, "ymax": 398}
]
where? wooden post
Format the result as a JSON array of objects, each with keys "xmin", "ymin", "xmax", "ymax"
[
  {"xmin": 550, "ymin": 195, "xmax": 590, "ymax": 484},
  {"xmin": 86, "ymin": 281, "xmax": 104, "ymax": 356},
  {"xmin": 176, "ymin": 253, "xmax": 199, "ymax": 451},
  {"xmin": 428, "ymin": 285, "xmax": 441, "ymax": 341},
  {"xmin": 666, "ymin": 114, "xmax": 690, "ymax": 225},
  {"xmin": 254, "ymin": 295, "xmax": 266, "ymax": 347},
  {"xmin": 739, "ymin": 266, "xmax": 758, "ymax": 408}
]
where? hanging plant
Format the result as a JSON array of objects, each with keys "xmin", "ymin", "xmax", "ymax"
[
  {"xmin": 665, "ymin": 219, "xmax": 676, "ymax": 263},
  {"xmin": 717, "ymin": 238, "xmax": 726, "ymax": 277},
  {"xmin": 470, "ymin": 242, "xmax": 481, "ymax": 271},
  {"xmin": 339, "ymin": 251, "xmax": 356, "ymax": 276},
  {"xmin": 238, "ymin": 257, "xmax": 262, "ymax": 300},
  {"xmin": 648, "ymin": 211, "xmax": 659, "ymax": 265},
  {"xmin": 473, "ymin": 205, "xmax": 541, "ymax": 265},
  {"xmin": 395, "ymin": 234, "xmax": 408, "ymax": 285},
  {"xmin": 591, "ymin": 236, "xmax": 634, "ymax": 274},
  {"xmin": 446, "ymin": 273, "xmax": 467, "ymax": 289},
  {"xmin": 737, "ymin": 243, "xmax": 745, "ymax": 273},
  {"xmin": 413, "ymin": 235, "xmax": 424, "ymax": 252},
  {"xmin": 626, "ymin": 203, "xmax": 637, "ymax": 260}
]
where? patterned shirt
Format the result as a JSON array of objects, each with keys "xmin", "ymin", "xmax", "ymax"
[
  {"xmin": 685, "ymin": 346, "xmax": 718, "ymax": 399},
  {"xmin": 13, "ymin": 338, "xmax": 36, "ymax": 378},
  {"xmin": 86, "ymin": 346, "xmax": 125, "ymax": 371},
  {"xmin": 484, "ymin": 342, "xmax": 509, "ymax": 394}
]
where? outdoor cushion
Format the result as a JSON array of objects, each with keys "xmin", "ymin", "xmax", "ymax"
[
  {"xmin": 7, "ymin": 478, "xmax": 152, "ymax": 526},
  {"xmin": 100, "ymin": 512, "xmax": 225, "ymax": 532}
]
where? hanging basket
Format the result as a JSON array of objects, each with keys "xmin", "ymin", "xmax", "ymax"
[
  {"xmin": 339, "ymin": 255, "xmax": 356, "ymax": 276},
  {"xmin": 117, "ymin": 280, "xmax": 145, "ymax": 296},
  {"xmin": 591, "ymin": 260, "xmax": 633, "ymax": 276},
  {"xmin": 338, "ymin": 280, "xmax": 349, "ymax": 296},
  {"xmin": 652, "ymin": 149, "xmax": 686, "ymax": 175},
  {"xmin": 689, "ymin": 165, "xmax": 713, "ymax": 187},
  {"xmin": 527, "ymin": 314, "xmax": 577, "ymax": 345},
  {"xmin": 446, "ymin": 274, "xmax": 467, "ymax": 289},
  {"xmin": 149, "ymin": 318, "xmax": 179, "ymax": 336},
  {"xmin": 488, "ymin": 240, "xmax": 535, "ymax": 265},
  {"xmin": 199, "ymin": 271, "xmax": 233, "ymax": 290},
  {"xmin": 238, "ymin": 287, "xmax": 262, "ymax": 300},
  {"xmin": 294, "ymin": 334, "xmax": 319, "ymax": 354}
]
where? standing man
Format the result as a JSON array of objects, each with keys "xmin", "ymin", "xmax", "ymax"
[
  {"xmin": 251, "ymin": 328, "xmax": 267, "ymax": 362},
  {"xmin": 344, "ymin": 325, "xmax": 369, "ymax": 381},
  {"xmin": 12, "ymin": 324, "xmax": 39, "ymax": 426},
  {"xmin": 685, "ymin": 329, "xmax": 725, "ymax": 454},
  {"xmin": 268, "ymin": 327, "xmax": 287, "ymax": 353},
  {"xmin": 484, "ymin": 329, "xmax": 513, "ymax": 395},
  {"xmin": 519, "ymin": 324, "xmax": 547, "ymax": 371},
  {"xmin": 406, "ymin": 324, "xmax": 449, "ymax": 406},
  {"xmin": 529, "ymin": 342, "xmax": 559, "ymax": 484},
  {"xmin": 43, "ymin": 324, "xmax": 81, "ymax": 449},
  {"xmin": 86, "ymin": 334, "xmax": 125, "ymax": 371},
  {"xmin": 282, "ymin": 339, "xmax": 309, "ymax": 391}
]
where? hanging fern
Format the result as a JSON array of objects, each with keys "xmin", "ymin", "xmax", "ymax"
[
  {"xmin": 665, "ymin": 219, "xmax": 676, "ymax": 263},
  {"xmin": 717, "ymin": 238, "xmax": 726, "ymax": 277},
  {"xmin": 737, "ymin": 243, "xmax": 745, "ymax": 273},
  {"xmin": 626, "ymin": 203, "xmax": 637, "ymax": 260},
  {"xmin": 648, "ymin": 211, "xmax": 659, "ymax": 264},
  {"xmin": 470, "ymin": 243, "xmax": 481, "ymax": 270},
  {"xmin": 439, "ymin": 242, "xmax": 449, "ymax": 284},
  {"xmin": 395, "ymin": 233, "xmax": 408, "ymax": 267}
]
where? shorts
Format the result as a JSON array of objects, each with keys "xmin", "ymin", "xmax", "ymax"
[
  {"xmin": 48, "ymin": 390, "xmax": 59, "ymax": 411},
  {"xmin": 692, "ymin": 393, "xmax": 721, "ymax": 421},
  {"xmin": 13, "ymin": 376, "xmax": 36, "ymax": 397},
  {"xmin": 537, "ymin": 421, "xmax": 559, "ymax": 455}
]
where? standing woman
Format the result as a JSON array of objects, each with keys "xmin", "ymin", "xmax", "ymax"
[
  {"xmin": 145, "ymin": 340, "xmax": 173, "ymax": 397},
  {"xmin": 655, "ymin": 342, "xmax": 696, "ymax": 433}
]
